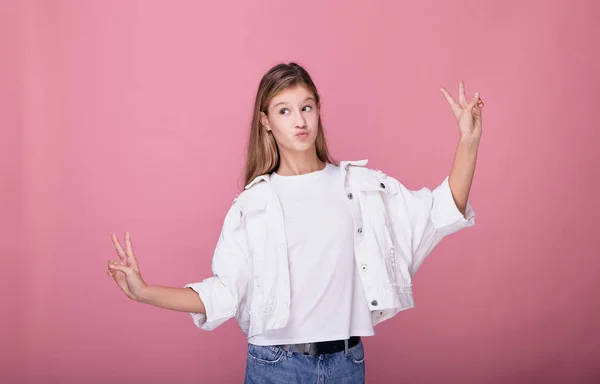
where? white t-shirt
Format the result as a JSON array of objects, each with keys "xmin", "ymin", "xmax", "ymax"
[{"xmin": 248, "ymin": 162, "xmax": 375, "ymax": 346}]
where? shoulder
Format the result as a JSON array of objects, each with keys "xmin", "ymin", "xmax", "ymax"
[
  {"xmin": 231, "ymin": 181, "xmax": 270, "ymax": 211},
  {"xmin": 341, "ymin": 159, "xmax": 392, "ymax": 180},
  {"xmin": 349, "ymin": 166, "xmax": 387, "ymax": 179},
  {"xmin": 344, "ymin": 162, "xmax": 401, "ymax": 191},
  {"xmin": 220, "ymin": 185, "xmax": 267, "ymax": 231},
  {"xmin": 350, "ymin": 165, "xmax": 446, "ymax": 201}
]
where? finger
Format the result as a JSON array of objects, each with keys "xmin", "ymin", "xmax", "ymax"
[
  {"xmin": 125, "ymin": 231, "xmax": 134, "ymax": 263},
  {"xmin": 108, "ymin": 267, "xmax": 133, "ymax": 297},
  {"xmin": 125, "ymin": 231, "xmax": 139, "ymax": 268},
  {"xmin": 111, "ymin": 233, "xmax": 127, "ymax": 263},
  {"xmin": 108, "ymin": 260, "xmax": 133, "ymax": 276},
  {"xmin": 459, "ymin": 80, "xmax": 467, "ymax": 106},
  {"xmin": 466, "ymin": 92, "xmax": 480, "ymax": 112},
  {"xmin": 439, "ymin": 87, "xmax": 457, "ymax": 107}
]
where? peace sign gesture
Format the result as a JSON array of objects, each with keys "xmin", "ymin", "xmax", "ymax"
[
  {"xmin": 107, "ymin": 231, "xmax": 148, "ymax": 301},
  {"xmin": 440, "ymin": 80, "xmax": 484, "ymax": 140}
]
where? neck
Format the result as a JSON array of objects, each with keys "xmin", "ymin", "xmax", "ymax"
[{"xmin": 276, "ymin": 148, "xmax": 325, "ymax": 176}]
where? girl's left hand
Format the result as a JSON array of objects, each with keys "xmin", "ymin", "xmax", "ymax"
[{"xmin": 440, "ymin": 80, "xmax": 484, "ymax": 140}]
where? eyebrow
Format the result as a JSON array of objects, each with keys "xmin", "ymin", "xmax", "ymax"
[{"xmin": 273, "ymin": 97, "xmax": 316, "ymax": 109}]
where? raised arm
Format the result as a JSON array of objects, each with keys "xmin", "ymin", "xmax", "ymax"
[
  {"xmin": 448, "ymin": 136, "xmax": 479, "ymax": 216},
  {"xmin": 440, "ymin": 80, "xmax": 484, "ymax": 215}
]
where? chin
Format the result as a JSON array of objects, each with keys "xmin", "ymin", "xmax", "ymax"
[
  {"xmin": 284, "ymin": 141, "xmax": 316, "ymax": 153},
  {"xmin": 297, "ymin": 140, "xmax": 317, "ymax": 152}
]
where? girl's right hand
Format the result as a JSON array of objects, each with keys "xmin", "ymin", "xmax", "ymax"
[{"xmin": 108, "ymin": 231, "xmax": 149, "ymax": 302}]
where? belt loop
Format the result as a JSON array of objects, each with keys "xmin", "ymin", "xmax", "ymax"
[
  {"xmin": 287, "ymin": 343, "xmax": 294, "ymax": 357},
  {"xmin": 344, "ymin": 339, "xmax": 349, "ymax": 355}
]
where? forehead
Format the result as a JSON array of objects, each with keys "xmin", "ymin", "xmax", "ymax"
[{"xmin": 269, "ymin": 85, "xmax": 314, "ymax": 106}]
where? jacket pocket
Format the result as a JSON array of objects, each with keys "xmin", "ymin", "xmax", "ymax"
[
  {"xmin": 241, "ymin": 199, "xmax": 268, "ymax": 256},
  {"xmin": 355, "ymin": 172, "xmax": 404, "ymax": 287},
  {"xmin": 239, "ymin": 198, "xmax": 271, "ymax": 316}
]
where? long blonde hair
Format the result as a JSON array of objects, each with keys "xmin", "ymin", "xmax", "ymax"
[{"xmin": 242, "ymin": 62, "xmax": 336, "ymax": 188}]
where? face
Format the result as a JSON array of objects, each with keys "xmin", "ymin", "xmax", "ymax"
[{"xmin": 260, "ymin": 85, "xmax": 320, "ymax": 155}]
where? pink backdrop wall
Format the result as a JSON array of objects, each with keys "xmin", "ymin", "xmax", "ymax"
[{"xmin": 2, "ymin": 0, "xmax": 599, "ymax": 382}]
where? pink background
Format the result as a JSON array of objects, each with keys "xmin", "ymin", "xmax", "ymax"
[{"xmin": 2, "ymin": 0, "xmax": 599, "ymax": 382}]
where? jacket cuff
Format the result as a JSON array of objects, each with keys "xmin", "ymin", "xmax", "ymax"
[
  {"xmin": 183, "ymin": 282, "xmax": 210, "ymax": 330},
  {"xmin": 430, "ymin": 176, "xmax": 476, "ymax": 231},
  {"xmin": 184, "ymin": 279, "xmax": 237, "ymax": 331}
]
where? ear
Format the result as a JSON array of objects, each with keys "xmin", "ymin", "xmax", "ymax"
[{"xmin": 260, "ymin": 111, "xmax": 271, "ymax": 132}]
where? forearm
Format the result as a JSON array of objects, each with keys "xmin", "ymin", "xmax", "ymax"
[
  {"xmin": 137, "ymin": 285, "xmax": 206, "ymax": 314},
  {"xmin": 448, "ymin": 136, "xmax": 480, "ymax": 216}
]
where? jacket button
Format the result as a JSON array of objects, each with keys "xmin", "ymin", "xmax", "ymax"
[
  {"xmin": 360, "ymin": 264, "xmax": 368, "ymax": 271},
  {"xmin": 371, "ymin": 300, "xmax": 378, "ymax": 306},
  {"xmin": 347, "ymin": 193, "xmax": 353, "ymax": 200},
  {"xmin": 357, "ymin": 228, "xmax": 363, "ymax": 234},
  {"xmin": 380, "ymin": 183, "xmax": 386, "ymax": 189}
]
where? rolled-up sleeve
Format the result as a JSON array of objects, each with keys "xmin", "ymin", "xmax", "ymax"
[
  {"xmin": 184, "ymin": 200, "xmax": 250, "ymax": 331},
  {"xmin": 393, "ymin": 176, "xmax": 476, "ymax": 277}
]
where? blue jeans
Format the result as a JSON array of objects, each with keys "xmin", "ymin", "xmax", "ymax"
[{"xmin": 244, "ymin": 339, "xmax": 365, "ymax": 383}]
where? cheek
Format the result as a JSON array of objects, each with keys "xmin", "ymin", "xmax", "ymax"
[
  {"xmin": 269, "ymin": 115, "xmax": 287, "ymax": 130},
  {"xmin": 269, "ymin": 120, "xmax": 286, "ymax": 137},
  {"xmin": 270, "ymin": 129, "xmax": 285, "ymax": 144},
  {"xmin": 269, "ymin": 123, "xmax": 290, "ymax": 145}
]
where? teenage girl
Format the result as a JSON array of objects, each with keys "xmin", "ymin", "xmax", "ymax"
[{"xmin": 107, "ymin": 62, "xmax": 483, "ymax": 383}]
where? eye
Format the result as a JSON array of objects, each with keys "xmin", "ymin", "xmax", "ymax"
[
  {"xmin": 279, "ymin": 108, "xmax": 289, "ymax": 115},
  {"xmin": 303, "ymin": 106, "xmax": 313, "ymax": 112}
]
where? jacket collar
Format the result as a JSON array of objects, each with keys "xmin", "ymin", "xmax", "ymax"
[
  {"xmin": 244, "ymin": 159, "xmax": 369, "ymax": 190},
  {"xmin": 340, "ymin": 159, "xmax": 368, "ymax": 170},
  {"xmin": 244, "ymin": 174, "xmax": 270, "ymax": 190}
]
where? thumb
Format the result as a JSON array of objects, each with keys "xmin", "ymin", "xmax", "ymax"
[
  {"xmin": 466, "ymin": 92, "xmax": 480, "ymax": 112},
  {"xmin": 109, "ymin": 260, "xmax": 133, "ymax": 276}
]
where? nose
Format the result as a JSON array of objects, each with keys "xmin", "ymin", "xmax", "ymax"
[{"xmin": 295, "ymin": 109, "xmax": 307, "ymax": 128}]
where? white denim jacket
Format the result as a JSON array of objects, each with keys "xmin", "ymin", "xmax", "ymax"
[{"xmin": 185, "ymin": 159, "xmax": 476, "ymax": 338}]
